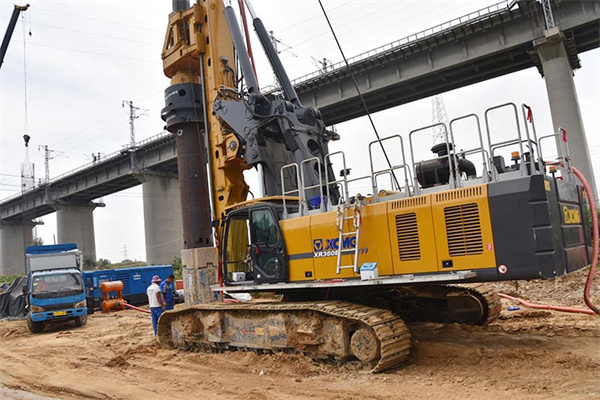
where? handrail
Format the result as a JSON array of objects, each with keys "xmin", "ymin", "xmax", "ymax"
[
  {"xmin": 300, "ymin": 157, "xmax": 324, "ymax": 212},
  {"xmin": 368, "ymin": 135, "xmax": 410, "ymax": 202},
  {"xmin": 325, "ymin": 151, "xmax": 349, "ymax": 206},
  {"xmin": 449, "ymin": 113, "xmax": 488, "ymax": 184},
  {"xmin": 521, "ymin": 104, "xmax": 542, "ymax": 175},
  {"xmin": 281, "ymin": 163, "xmax": 303, "ymax": 218},
  {"xmin": 484, "ymin": 102, "xmax": 525, "ymax": 179}
]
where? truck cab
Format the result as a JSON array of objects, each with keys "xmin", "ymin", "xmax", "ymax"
[{"xmin": 24, "ymin": 244, "xmax": 87, "ymax": 333}]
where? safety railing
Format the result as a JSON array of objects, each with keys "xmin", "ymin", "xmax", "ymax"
[
  {"xmin": 368, "ymin": 135, "xmax": 412, "ymax": 202},
  {"xmin": 325, "ymin": 151, "xmax": 350, "ymax": 207},
  {"xmin": 300, "ymin": 157, "xmax": 325, "ymax": 213},
  {"xmin": 280, "ymin": 163, "xmax": 303, "ymax": 219},
  {"xmin": 449, "ymin": 114, "xmax": 489, "ymax": 184},
  {"xmin": 538, "ymin": 127, "xmax": 573, "ymax": 183}
]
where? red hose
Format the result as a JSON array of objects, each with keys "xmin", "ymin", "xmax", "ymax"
[
  {"xmin": 497, "ymin": 292, "xmax": 595, "ymax": 315},
  {"xmin": 122, "ymin": 302, "xmax": 151, "ymax": 314},
  {"xmin": 572, "ymin": 166, "xmax": 599, "ymax": 315},
  {"xmin": 498, "ymin": 164, "xmax": 599, "ymax": 316}
]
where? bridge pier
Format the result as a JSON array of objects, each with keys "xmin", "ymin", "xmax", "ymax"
[
  {"xmin": 534, "ymin": 28, "xmax": 597, "ymax": 196},
  {"xmin": 141, "ymin": 174, "xmax": 183, "ymax": 265},
  {"xmin": 54, "ymin": 202, "xmax": 103, "ymax": 263},
  {"xmin": 0, "ymin": 221, "xmax": 34, "ymax": 275}
]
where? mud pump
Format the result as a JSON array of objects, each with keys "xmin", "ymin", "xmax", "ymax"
[{"xmin": 157, "ymin": 0, "xmax": 595, "ymax": 371}]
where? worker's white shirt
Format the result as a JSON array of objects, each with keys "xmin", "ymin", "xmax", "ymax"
[{"xmin": 147, "ymin": 283, "xmax": 162, "ymax": 308}]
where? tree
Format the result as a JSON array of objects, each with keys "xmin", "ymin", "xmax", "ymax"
[
  {"xmin": 82, "ymin": 257, "xmax": 96, "ymax": 270},
  {"xmin": 172, "ymin": 257, "xmax": 182, "ymax": 280},
  {"xmin": 96, "ymin": 258, "xmax": 111, "ymax": 270},
  {"xmin": 32, "ymin": 237, "xmax": 43, "ymax": 246}
]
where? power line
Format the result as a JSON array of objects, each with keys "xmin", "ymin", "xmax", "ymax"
[
  {"xmin": 31, "ymin": 6, "xmax": 159, "ymax": 33},
  {"xmin": 9, "ymin": 39, "xmax": 156, "ymax": 63},
  {"xmin": 0, "ymin": 16, "xmax": 159, "ymax": 46}
]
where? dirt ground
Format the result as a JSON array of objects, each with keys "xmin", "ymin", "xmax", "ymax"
[{"xmin": 1, "ymin": 269, "xmax": 598, "ymax": 400}]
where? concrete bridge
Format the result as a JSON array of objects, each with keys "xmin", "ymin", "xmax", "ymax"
[
  {"xmin": 0, "ymin": 132, "xmax": 180, "ymax": 274},
  {"xmin": 1, "ymin": 0, "xmax": 598, "ymax": 274}
]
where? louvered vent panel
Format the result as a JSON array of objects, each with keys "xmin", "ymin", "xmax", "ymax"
[
  {"xmin": 435, "ymin": 186, "xmax": 483, "ymax": 203},
  {"xmin": 395, "ymin": 212, "xmax": 420, "ymax": 261},
  {"xmin": 391, "ymin": 196, "xmax": 427, "ymax": 210},
  {"xmin": 444, "ymin": 203, "xmax": 483, "ymax": 257}
]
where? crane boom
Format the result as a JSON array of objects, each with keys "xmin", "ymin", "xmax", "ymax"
[{"xmin": 0, "ymin": 4, "xmax": 29, "ymax": 70}]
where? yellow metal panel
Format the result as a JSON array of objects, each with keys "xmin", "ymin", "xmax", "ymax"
[
  {"xmin": 387, "ymin": 195, "xmax": 439, "ymax": 274},
  {"xmin": 280, "ymin": 216, "xmax": 315, "ymax": 282},
  {"xmin": 357, "ymin": 202, "xmax": 394, "ymax": 277},
  {"xmin": 431, "ymin": 185, "xmax": 496, "ymax": 271}
]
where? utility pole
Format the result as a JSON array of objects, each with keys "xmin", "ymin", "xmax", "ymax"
[
  {"xmin": 311, "ymin": 56, "xmax": 332, "ymax": 74},
  {"xmin": 268, "ymin": 31, "xmax": 296, "ymax": 89},
  {"xmin": 122, "ymin": 100, "xmax": 145, "ymax": 170},
  {"xmin": 38, "ymin": 144, "xmax": 57, "ymax": 184},
  {"xmin": 123, "ymin": 244, "xmax": 128, "ymax": 261},
  {"xmin": 122, "ymin": 100, "xmax": 143, "ymax": 148}
]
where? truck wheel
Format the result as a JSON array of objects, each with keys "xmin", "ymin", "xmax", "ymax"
[
  {"xmin": 27, "ymin": 315, "xmax": 45, "ymax": 333},
  {"xmin": 74, "ymin": 315, "xmax": 87, "ymax": 327}
]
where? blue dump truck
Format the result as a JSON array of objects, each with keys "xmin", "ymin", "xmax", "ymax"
[
  {"xmin": 83, "ymin": 265, "xmax": 173, "ymax": 310},
  {"xmin": 23, "ymin": 244, "xmax": 87, "ymax": 333}
]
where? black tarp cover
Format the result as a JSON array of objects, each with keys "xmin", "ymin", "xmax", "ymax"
[{"xmin": 0, "ymin": 276, "xmax": 27, "ymax": 318}]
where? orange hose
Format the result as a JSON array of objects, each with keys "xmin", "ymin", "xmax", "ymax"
[
  {"xmin": 497, "ymin": 292, "xmax": 595, "ymax": 315},
  {"xmin": 571, "ymin": 166, "xmax": 599, "ymax": 315},
  {"xmin": 122, "ymin": 302, "xmax": 151, "ymax": 314},
  {"xmin": 498, "ymin": 163, "xmax": 599, "ymax": 316}
]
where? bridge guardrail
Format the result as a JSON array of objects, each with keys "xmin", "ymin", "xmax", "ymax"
[
  {"xmin": 0, "ymin": 131, "xmax": 171, "ymax": 204},
  {"xmin": 264, "ymin": 0, "xmax": 513, "ymax": 92}
]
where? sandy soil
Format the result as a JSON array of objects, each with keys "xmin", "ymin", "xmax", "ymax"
[{"xmin": 0, "ymin": 269, "xmax": 598, "ymax": 400}]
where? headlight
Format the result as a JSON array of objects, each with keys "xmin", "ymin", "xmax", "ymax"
[
  {"xmin": 30, "ymin": 306, "xmax": 44, "ymax": 313},
  {"xmin": 74, "ymin": 300, "xmax": 87, "ymax": 309}
]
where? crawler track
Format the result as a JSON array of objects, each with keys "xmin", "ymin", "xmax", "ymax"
[
  {"xmin": 157, "ymin": 300, "xmax": 410, "ymax": 373},
  {"xmin": 393, "ymin": 283, "xmax": 502, "ymax": 325}
]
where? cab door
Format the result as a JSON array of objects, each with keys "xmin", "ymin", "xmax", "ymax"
[{"xmin": 250, "ymin": 207, "xmax": 288, "ymax": 283}]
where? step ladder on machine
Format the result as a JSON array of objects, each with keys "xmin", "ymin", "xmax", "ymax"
[{"xmin": 335, "ymin": 197, "xmax": 363, "ymax": 274}]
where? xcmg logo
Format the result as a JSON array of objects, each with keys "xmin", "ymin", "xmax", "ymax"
[
  {"xmin": 313, "ymin": 237, "xmax": 357, "ymax": 252},
  {"xmin": 312, "ymin": 237, "xmax": 368, "ymax": 258}
]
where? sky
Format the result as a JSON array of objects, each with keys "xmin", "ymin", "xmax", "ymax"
[{"xmin": 1, "ymin": 0, "xmax": 598, "ymax": 263}]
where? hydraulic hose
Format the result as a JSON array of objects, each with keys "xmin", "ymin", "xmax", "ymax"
[
  {"xmin": 498, "ymin": 164, "xmax": 599, "ymax": 316},
  {"xmin": 122, "ymin": 302, "xmax": 151, "ymax": 314},
  {"xmin": 497, "ymin": 292, "xmax": 596, "ymax": 315}
]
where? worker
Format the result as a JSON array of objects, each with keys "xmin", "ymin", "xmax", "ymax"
[
  {"xmin": 159, "ymin": 274, "xmax": 175, "ymax": 311},
  {"xmin": 146, "ymin": 275, "xmax": 163, "ymax": 336}
]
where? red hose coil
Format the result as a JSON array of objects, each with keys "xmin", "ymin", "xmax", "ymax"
[{"xmin": 498, "ymin": 164, "xmax": 599, "ymax": 316}]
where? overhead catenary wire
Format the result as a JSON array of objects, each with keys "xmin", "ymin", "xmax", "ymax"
[
  {"xmin": 0, "ymin": 16, "xmax": 159, "ymax": 46},
  {"xmin": 317, "ymin": 0, "xmax": 399, "ymax": 190},
  {"xmin": 30, "ymin": 6, "xmax": 159, "ymax": 32}
]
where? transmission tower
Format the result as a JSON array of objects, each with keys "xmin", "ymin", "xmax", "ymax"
[{"xmin": 431, "ymin": 95, "xmax": 449, "ymax": 145}]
